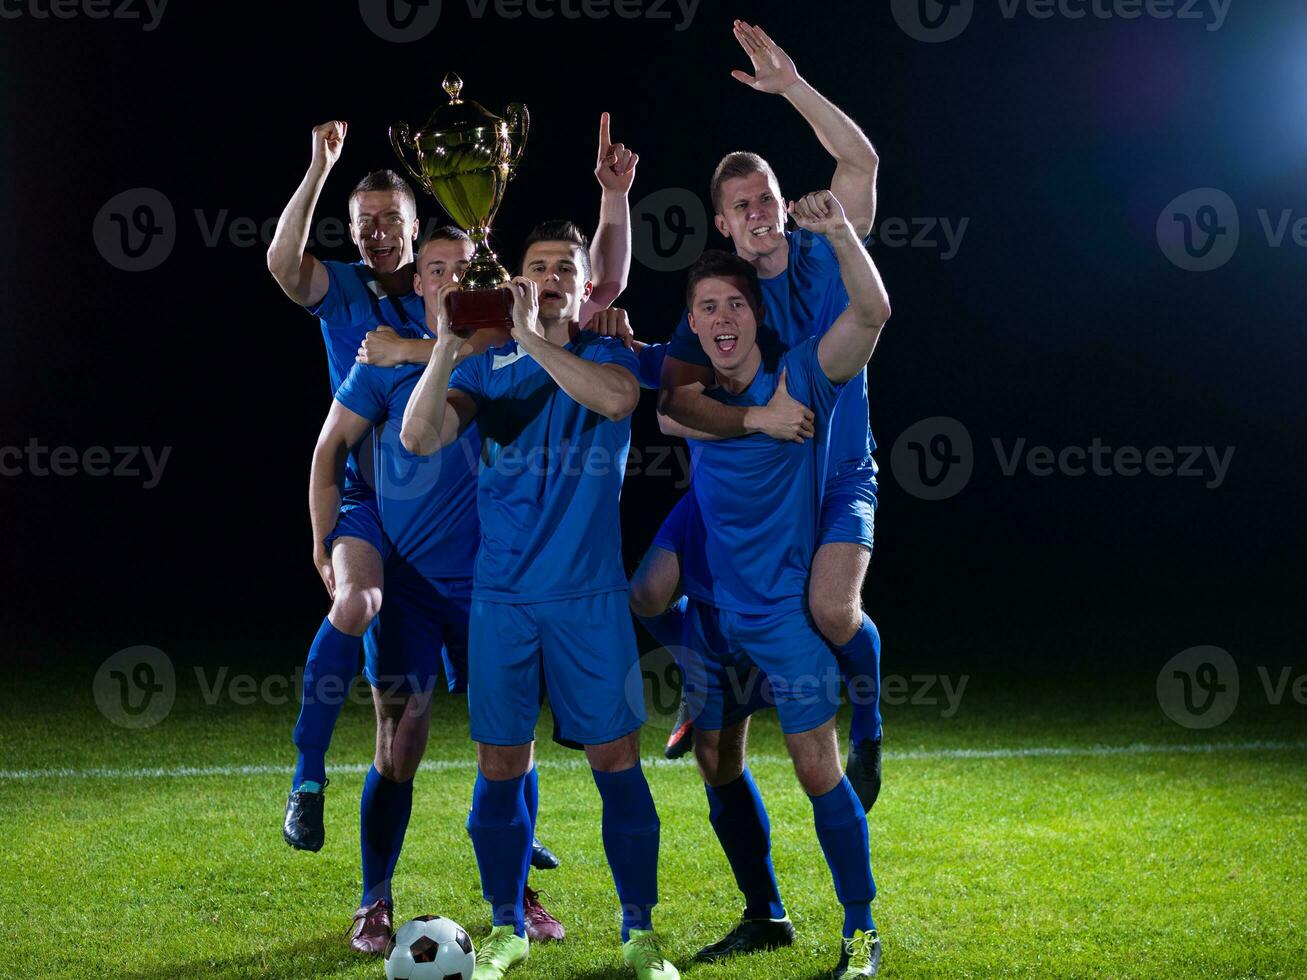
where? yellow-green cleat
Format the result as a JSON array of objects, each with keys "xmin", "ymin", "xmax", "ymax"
[
  {"xmin": 472, "ymin": 925, "xmax": 529, "ymax": 980},
  {"xmin": 833, "ymin": 929, "xmax": 881, "ymax": 978},
  {"xmin": 622, "ymin": 929, "xmax": 680, "ymax": 979}
]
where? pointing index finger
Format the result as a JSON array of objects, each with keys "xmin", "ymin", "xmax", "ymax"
[{"xmin": 598, "ymin": 112, "xmax": 611, "ymax": 156}]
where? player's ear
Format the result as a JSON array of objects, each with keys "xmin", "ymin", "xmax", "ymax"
[
  {"xmin": 413, "ymin": 270, "xmax": 423, "ymax": 296},
  {"xmin": 714, "ymin": 213, "xmax": 729, "ymax": 239},
  {"xmin": 687, "ymin": 309, "xmax": 699, "ymax": 334}
]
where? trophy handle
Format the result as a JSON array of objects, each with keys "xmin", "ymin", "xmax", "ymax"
[
  {"xmin": 504, "ymin": 103, "xmax": 529, "ymax": 179},
  {"xmin": 389, "ymin": 122, "xmax": 432, "ymax": 194}
]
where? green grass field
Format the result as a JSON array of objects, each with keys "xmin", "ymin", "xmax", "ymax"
[{"xmin": 2, "ymin": 652, "xmax": 1304, "ymax": 979}]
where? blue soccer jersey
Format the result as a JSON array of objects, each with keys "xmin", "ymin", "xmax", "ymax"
[
  {"xmin": 334, "ymin": 361, "xmax": 480, "ymax": 580},
  {"xmin": 308, "ymin": 260, "xmax": 427, "ymax": 488},
  {"xmin": 449, "ymin": 331, "xmax": 639, "ymax": 602},
  {"xmin": 667, "ymin": 229, "xmax": 875, "ymax": 473},
  {"xmin": 687, "ymin": 338, "xmax": 844, "ymax": 613}
]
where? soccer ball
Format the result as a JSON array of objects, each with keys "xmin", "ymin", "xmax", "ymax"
[{"xmin": 384, "ymin": 915, "xmax": 476, "ymax": 980}]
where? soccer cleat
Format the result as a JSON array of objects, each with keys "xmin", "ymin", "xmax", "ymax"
[
  {"xmin": 347, "ymin": 898, "xmax": 393, "ymax": 955},
  {"xmin": 846, "ymin": 737, "xmax": 883, "ymax": 813},
  {"xmin": 623, "ymin": 929, "xmax": 680, "ymax": 979},
  {"xmin": 523, "ymin": 886, "xmax": 565, "ymax": 942},
  {"xmin": 693, "ymin": 917, "xmax": 795, "ymax": 962},
  {"xmin": 832, "ymin": 929, "xmax": 881, "ymax": 978},
  {"xmin": 472, "ymin": 924, "xmax": 529, "ymax": 979},
  {"xmin": 531, "ymin": 836, "xmax": 561, "ymax": 870},
  {"xmin": 664, "ymin": 693, "xmax": 694, "ymax": 760},
  {"xmin": 283, "ymin": 778, "xmax": 328, "ymax": 851}
]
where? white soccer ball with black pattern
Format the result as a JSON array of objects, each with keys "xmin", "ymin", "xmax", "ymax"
[{"xmin": 384, "ymin": 915, "xmax": 476, "ymax": 980}]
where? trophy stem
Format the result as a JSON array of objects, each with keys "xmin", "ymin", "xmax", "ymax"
[{"xmin": 463, "ymin": 226, "xmax": 511, "ymax": 291}]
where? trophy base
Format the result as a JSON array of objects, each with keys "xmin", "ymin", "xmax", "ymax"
[{"xmin": 450, "ymin": 287, "xmax": 513, "ymax": 342}]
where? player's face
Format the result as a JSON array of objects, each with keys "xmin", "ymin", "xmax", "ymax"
[
  {"xmin": 714, "ymin": 171, "xmax": 786, "ymax": 262},
  {"xmin": 349, "ymin": 190, "xmax": 419, "ymax": 274},
  {"xmin": 687, "ymin": 275, "xmax": 760, "ymax": 373},
  {"xmin": 521, "ymin": 242, "xmax": 593, "ymax": 322},
  {"xmin": 413, "ymin": 239, "xmax": 474, "ymax": 295}
]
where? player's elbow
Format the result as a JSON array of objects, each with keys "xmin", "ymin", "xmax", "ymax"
[
  {"xmin": 605, "ymin": 380, "xmax": 640, "ymax": 423},
  {"xmin": 399, "ymin": 423, "xmax": 438, "ymax": 457}
]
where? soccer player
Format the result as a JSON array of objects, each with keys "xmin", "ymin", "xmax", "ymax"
[
  {"xmin": 400, "ymin": 222, "xmax": 679, "ymax": 980},
  {"xmin": 268, "ymin": 115, "xmax": 637, "ymax": 849},
  {"xmin": 674, "ymin": 188, "xmax": 890, "ymax": 977},
  {"xmin": 308, "ymin": 227, "xmax": 565, "ymax": 952}
]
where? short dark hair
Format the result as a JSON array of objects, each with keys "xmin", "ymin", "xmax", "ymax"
[
  {"xmin": 685, "ymin": 250, "xmax": 762, "ymax": 310},
  {"xmin": 521, "ymin": 220, "xmax": 592, "ymax": 281},
  {"xmin": 709, "ymin": 151, "xmax": 780, "ymax": 214},
  {"xmin": 417, "ymin": 223, "xmax": 472, "ymax": 257},
  {"xmin": 348, "ymin": 169, "xmax": 417, "ymax": 215}
]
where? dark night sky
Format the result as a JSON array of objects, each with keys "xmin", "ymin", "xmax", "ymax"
[{"xmin": 1, "ymin": 0, "xmax": 1303, "ymax": 670}]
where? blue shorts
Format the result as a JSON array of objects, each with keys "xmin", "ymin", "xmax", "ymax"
[
  {"xmin": 675, "ymin": 597, "xmax": 842, "ymax": 735},
  {"xmin": 818, "ymin": 459, "xmax": 878, "ymax": 551},
  {"xmin": 468, "ymin": 589, "xmax": 646, "ymax": 747},
  {"xmin": 365, "ymin": 557, "xmax": 472, "ymax": 696},
  {"xmin": 324, "ymin": 484, "xmax": 387, "ymax": 557}
]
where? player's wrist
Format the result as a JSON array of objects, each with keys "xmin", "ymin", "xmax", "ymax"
[{"xmin": 743, "ymin": 404, "xmax": 766, "ymax": 434}]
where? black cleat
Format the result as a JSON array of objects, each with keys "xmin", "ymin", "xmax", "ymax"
[
  {"xmin": 664, "ymin": 693, "xmax": 694, "ymax": 760},
  {"xmin": 283, "ymin": 778, "xmax": 328, "ymax": 851},
  {"xmin": 846, "ymin": 737, "xmax": 882, "ymax": 813},
  {"xmin": 832, "ymin": 929, "xmax": 881, "ymax": 978},
  {"xmin": 531, "ymin": 836, "xmax": 560, "ymax": 870},
  {"xmin": 694, "ymin": 917, "xmax": 795, "ymax": 963}
]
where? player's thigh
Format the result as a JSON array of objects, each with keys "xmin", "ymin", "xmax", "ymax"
[
  {"xmin": 808, "ymin": 541, "xmax": 871, "ymax": 645},
  {"xmin": 728, "ymin": 606, "xmax": 842, "ymax": 738},
  {"xmin": 629, "ymin": 545, "xmax": 682, "ymax": 619},
  {"xmin": 538, "ymin": 591, "xmax": 645, "ymax": 748},
  {"xmin": 329, "ymin": 534, "xmax": 385, "ymax": 635},
  {"xmin": 694, "ymin": 717, "xmax": 750, "ymax": 787},
  {"xmin": 783, "ymin": 716, "xmax": 843, "ymax": 797},
  {"xmin": 436, "ymin": 580, "xmax": 473, "ymax": 695},
  {"xmin": 366, "ymin": 565, "xmax": 443, "ymax": 697},
  {"xmin": 467, "ymin": 599, "xmax": 543, "ymax": 748},
  {"xmin": 680, "ymin": 600, "xmax": 762, "ymax": 735}
]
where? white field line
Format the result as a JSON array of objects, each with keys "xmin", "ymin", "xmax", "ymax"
[{"xmin": 1, "ymin": 740, "xmax": 1305, "ymax": 781}]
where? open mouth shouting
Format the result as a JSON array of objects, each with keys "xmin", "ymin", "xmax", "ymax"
[
  {"xmin": 539, "ymin": 287, "xmax": 565, "ymax": 304},
  {"xmin": 366, "ymin": 244, "xmax": 398, "ymax": 264},
  {"xmin": 749, "ymin": 224, "xmax": 775, "ymax": 240},
  {"xmin": 713, "ymin": 332, "xmax": 739, "ymax": 355}
]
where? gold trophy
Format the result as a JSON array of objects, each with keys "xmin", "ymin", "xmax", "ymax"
[{"xmin": 391, "ymin": 72, "xmax": 528, "ymax": 335}]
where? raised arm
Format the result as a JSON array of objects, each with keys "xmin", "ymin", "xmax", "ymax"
[
  {"xmin": 308, "ymin": 400, "xmax": 371, "ymax": 597},
  {"xmin": 400, "ymin": 284, "xmax": 480, "ymax": 456},
  {"xmin": 586, "ymin": 113, "xmax": 638, "ymax": 313},
  {"xmin": 788, "ymin": 191, "xmax": 891, "ymax": 383},
  {"xmin": 267, "ymin": 121, "xmax": 345, "ymax": 307},
  {"xmin": 513, "ymin": 285, "xmax": 638, "ymax": 422},
  {"xmin": 730, "ymin": 21, "xmax": 878, "ymax": 236}
]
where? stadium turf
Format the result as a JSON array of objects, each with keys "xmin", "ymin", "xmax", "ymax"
[{"xmin": 2, "ymin": 652, "xmax": 1304, "ymax": 978}]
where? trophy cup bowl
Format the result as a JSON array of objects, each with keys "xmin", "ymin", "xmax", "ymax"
[{"xmin": 391, "ymin": 72, "xmax": 528, "ymax": 338}]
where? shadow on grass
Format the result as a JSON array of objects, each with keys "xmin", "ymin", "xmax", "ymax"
[{"xmin": 113, "ymin": 931, "xmax": 364, "ymax": 980}]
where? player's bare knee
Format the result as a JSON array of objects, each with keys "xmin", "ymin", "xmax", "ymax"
[
  {"xmin": 477, "ymin": 742, "xmax": 533, "ymax": 781},
  {"xmin": 809, "ymin": 589, "xmax": 860, "ymax": 646},
  {"xmin": 629, "ymin": 578, "xmax": 670, "ymax": 620},
  {"xmin": 586, "ymin": 730, "xmax": 641, "ymax": 773},
  {"xmin": 331, "ymin": 583, "xmax": 382, "ymax": 636}
]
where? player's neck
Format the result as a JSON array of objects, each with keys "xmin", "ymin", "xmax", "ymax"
[
  {"xmin": 538, "ymin": 313, "xmax": 574, "ymax": 347},
  {"xmin": 714, "ymin": 345, "xmax": 763, "ymax": 395},
  {"xmin": 745, "ymin": 242, "xmax": 789, "ymax": 280},
  {"xmin": 374, "ymin": 261, "xmax": 415, "ymax": 296}
]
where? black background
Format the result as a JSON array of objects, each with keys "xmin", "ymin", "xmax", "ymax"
[{"xmin": 1, "ymin": 0, "xmax": 1302, "ymax": 675}]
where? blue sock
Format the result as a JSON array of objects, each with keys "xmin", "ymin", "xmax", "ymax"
[
  {"xmin": 833, "ymin": 615, "xmax": 882, "ymax": 745},
  {"xmin": 359, "ymin": 766, "xmax": 413, "ymax": 907},
  {"xmin": 637, "ymin": 594, "xmax": 688, "ymax": 651},
  {"xmin": 593, "ymin": 766, "xmax": 660, "ymax": 942},
  {"xmin": 523, "ymin": 765, "xmax": 540, "ymax": 837},
  {"xmin": 292, "ymin": 618, "xmax": 359, "ymax": 790},
  {"xmin": 705, "ymin": 769, "xmax": 785, "ymax": 921},
  {"xmin": 810, "ymin": 777, "xmax": 876, "ymax": 938},
  {"xmin": 468, "ymin": 772, "xmax": 532, "ymax": 936}
]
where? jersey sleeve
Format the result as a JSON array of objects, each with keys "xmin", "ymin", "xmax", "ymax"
[
  {"xmin": 306, "ymin": 260, "xmax": 351, "ymax": 324},
  {"xmin": 334, "ymin": 362, "xmax": 389, "ymax": 423},
  {"xmin": 635, "ymin": 342, "xmax": 668, "ymax": 391},
  {"xmin": 665, "ymin": 308, "xmax": 711, "ymax": 368},
  {"xmin": 449, "ymin": 352, "xmax": 488, "ymax": 406},
  {"xmin": 585, "ymin": 334, "xmax": 641, "ymax": 378},
  {"xmin": 782, "ymin": 337, "xmax": 844, "ymax": 426}
]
